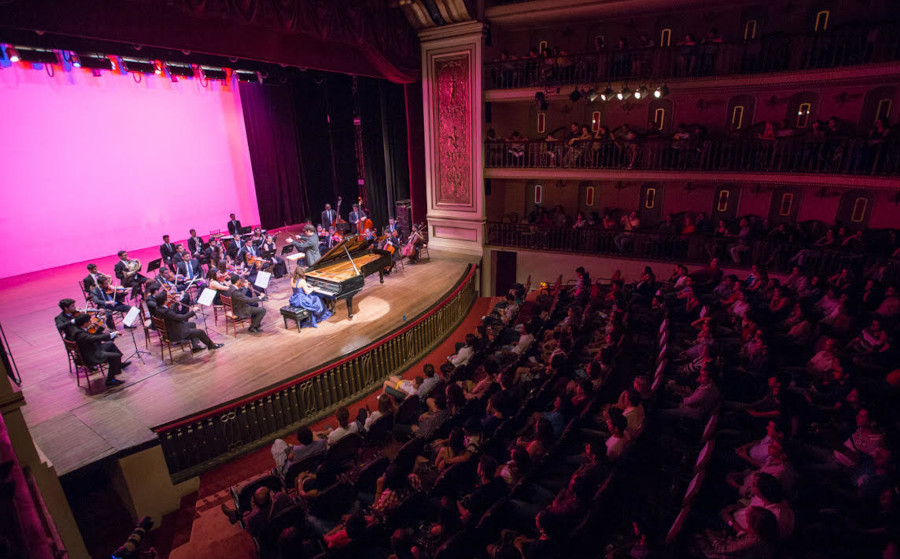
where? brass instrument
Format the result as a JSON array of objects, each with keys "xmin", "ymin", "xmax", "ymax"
[{"xmin": 123, "ymin": 259, "xmax": 142, "ymax": 279}]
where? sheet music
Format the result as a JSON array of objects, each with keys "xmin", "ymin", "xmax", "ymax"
[
  {"xmin": 198, "ymin": 288, "xmax": 217, "ymax": 306},
  {"xmin": 255, "ymin": 271, "xmax": 271, "ymax": 290},
  {"xmin": 123, "ymin": 306, "xmax": 140, "ymax": 328}
]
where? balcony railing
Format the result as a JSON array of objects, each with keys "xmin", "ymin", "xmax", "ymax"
[
  {"xmin": 485, "ymin": 24, "xmax": 900, "ymax": 89},
  {"xmin": 485, "ymin": 136, "xmax": 900, "ymax": 176},
  {"xmin": 154, "ymin": 265, "xmax": 477, "ymax": 481},
  {"xmin": 486, "ymin": 222, "xmax": 900, "ymax": 281}
]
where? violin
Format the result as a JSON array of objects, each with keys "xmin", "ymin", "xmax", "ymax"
[{"xmin": 74, "ymin": 309, "xmax": 108, "ymax": 334}]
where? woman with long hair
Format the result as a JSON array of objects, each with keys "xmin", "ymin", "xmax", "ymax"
[{"xmin": 289, "ymin": 267, "xmax": 333, "ymax": 327}]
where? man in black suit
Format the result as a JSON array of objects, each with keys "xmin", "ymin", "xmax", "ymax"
[
  {"xmin": 321, "ymin": 204, "xmax": 336, "ymax": 229},
  {"xmin": 227, "ymin": 276, "xmax": 266, "ymax": 332},
  {"xmin": 287, "ymin": 225, "xmax": 321, "ymax": 267},
  {"xmin": 114, "ymin": 250, "xmax": 147, "ymax": 297},
  {"xmin": 71, "ymin": 313, "xmax": 125, "ymax": 387},
  {"xmin": 384, "ymin": 218, "xmax": 404, "ymax": 241},
  {"xmin": 83, "ymin": 263, "xmax": 102, "ymax": 292},
  {"xmin": 227, "ymin": 213, "xmax": 242, "ymax": 236},
  {"xmin": 187, "ymin": 229, "xmax": 204, "ymax": 259},
  {"xmin": 154, "ymin": 293, "xmax": 223, "ymax": 352},
  {"xmin": 55, "ymin": 298, "xmax": 80, "ymax": 339},
  {"xmin": 160, "ymin": 235, "xmax": 177, "ymax": 271},
  {"xmin": 348, "ymin": 204, "xmax": 361, "ymax": 234},
  {"xmin": 176, "ymin": 253, "xmax": 204, "ymax": 287},
  {"xmin": 91, "ymin": 277, "xmax": 132, "ymax": 330}
]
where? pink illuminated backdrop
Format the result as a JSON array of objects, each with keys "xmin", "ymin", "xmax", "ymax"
[{"xmin": 0, "ymin": 64, "xmax": 259, "ymax": 278}]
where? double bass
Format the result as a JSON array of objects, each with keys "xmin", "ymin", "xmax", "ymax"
[{"xmin": 333, "ymin": 197, "xmax": 349, "ymax": 233}]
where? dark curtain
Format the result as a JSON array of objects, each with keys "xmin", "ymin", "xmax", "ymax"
[
  {"xmin": 239, "ymin": 82, "xmax": 308, "ymax": 229},
  {"xmin": 292, "ymin": 74, "xmax": 359, "ymax": 223},
  {"xmin": 358, "ymin": 77, "xmax": 412, "ymax": 233},
  {"xmin": 404, "ymin": 81, "xmax": 427, "ymax": 225}
]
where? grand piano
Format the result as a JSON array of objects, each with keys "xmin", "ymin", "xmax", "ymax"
[{"xmin": 304, "ymin": 236, "xmax": 392, "ymax": 319}]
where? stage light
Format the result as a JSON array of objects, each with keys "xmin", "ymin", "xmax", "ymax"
[
  {"xmin": 166, "ymin": 63, "xmax": 195, "ymax": 78},
  {"xmin": 70, "ymin": 53, "xmax": 81, "ymax": 68},
  {"xmin": 6, "ymin": 46, "xmax": 19, "ymax": 63},
  {"xmin": 154, "ymin": 62, "xmax": 162, "ymax": 75},
  {"xmin": 234, "ymin": 69, "xmax": 261, "ymax": 83},
  {"xmin": 200, "ymin": 66, "xmax": 227, "ymax": 80},
  {"xmin": 76, "ymin": 53, "xmax": 115, "ymax": 71},
  {"xmin": 600, "ymin": 87, "xmax": 614, "ymax": 101},
  {"xmin": 617, "ymin": 86, "xmax": 631, "ymax": 101},
  {"xmin": 16, "ymin": 47, "xmax": 58, "ymax": 64},
  {"xmin": 634, "ymin": 86, "xmax": 648, "ymax": 100},
  {"xmin": 587, "ymin": 89, "xmax": 599, "ymax": 103},
  {"xmin": 569, "ymin": 89, "xmax": 582, "ymax": 102},
  {"xmin": 122, "ymin": 58, "xmax": 156, "ymax": 74},
  {"xmin": 654, "ymin": 85, "xmax": 668, "ymax": 98}
]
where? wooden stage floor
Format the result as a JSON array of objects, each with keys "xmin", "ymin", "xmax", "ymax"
[{"xmin": 0, "ymin": 239, "xmax": 474, "ymax": 477}]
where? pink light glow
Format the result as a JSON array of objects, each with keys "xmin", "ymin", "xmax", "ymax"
[{"xmin": 0, "ymin": 65, "xmax": 258, "ymax": 278}]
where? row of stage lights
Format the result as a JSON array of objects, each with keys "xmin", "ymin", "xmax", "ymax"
[
  {"xmin": 573, "ymin": 84, "xmax": 669, "ymax": 103},
  {"xmin": 2, "ymin": 45, "xmax": 263, "ymax": 83},
  {"xmin": 534, "ymin": 84, "xmax": 668, "ymax": 110}
]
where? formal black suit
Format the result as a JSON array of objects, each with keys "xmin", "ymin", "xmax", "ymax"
[
  {"xmin": 83, "ymin": 273, "xmax": 101, "ymax": 292},
  {"xmin": 55, "ymin": 311, "xmax": 78, "ymax": 339},
  {"xmin": 114, "ymin": 259, "xmax": 147, "ymax": 291},
  {"xmin": 91, "ymin": 286, "xmax": 131, "ymax": 329},
  {"xmin": 187, "ymin": 236, "xmax": 204, "ymax": 257},
  {"xmin": 226, "ymin": 286, "xmax": 265, "ymax": 329},
  {"xmin": 155, "ymin": 305, "xmax": 215, "ymax": 349},
  {"xmin": 160, "ymin": 242, "xmax": 177, "ymax": 269},
  {"xmin": 227, "ymin": 219, "xmax": 243, "ymax": 236},
  {"xmin": 71, "ymin": 327, "xmax": 121, "ymax": 381},
  {"xmin": 289, "ymin": 234, "xmax": 321, "ymax": 266},
  {"xmin": 321, "ymin": 209, "xmax": 337, "ymax": 229},
  {"xmin": 176, "ymin": 259, "xmax": 204, "ymax": 284},
  {"xmin": 348, "ymin": 211, "xmax": 360, "ymax": 234}
]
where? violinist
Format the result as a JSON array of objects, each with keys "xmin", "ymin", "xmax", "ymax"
[
  {"xmin": 157, "ymin": 269, "xmax": 192, "ymax": 312},
  {"xmin": 83, "ymin": 263, "xmax": 103, "ymax": 292},
  {"xmin": 55, "ymin": 298, "xmax": 82, "ymax": 339},
  {"xmin": 261, "ymin": 234, "xmax": 287, "ymax": 278},
  {"xmin": 239, "ymin": 238, "xmax": 262, "ymax": 282},
  {"xmin": 154, "ymin": 292, "xmax": 223, "ymax": 353},
  {"xmin": 71, "ymin": 313, "xmax": 127, "ymax": 387},
  {"xmin": 385, "ymin": 218, "xmax": 403, "ymax": 241},
  {"xmin": 91, "ymin": 277, "xmax": 132, "ymax": 329},
  {"xmin": 205, "ymin": 262, "xmax": 231, "ymax": 305},
  {"xmin": 205, "ymin": 237, "xmax": 225, "ymax": 268},
  {"xmin": 227, "ymin": 275, "xmax": 267, "ymax": 333}
]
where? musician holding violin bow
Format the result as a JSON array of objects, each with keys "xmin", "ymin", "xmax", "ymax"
[
  {"xmin": 55, "ymin": 298, "xmax": 129, "ymax": 387},
  {"xmin": 91, "ymin": 276, "xmax": 133, "ymax": 329}
]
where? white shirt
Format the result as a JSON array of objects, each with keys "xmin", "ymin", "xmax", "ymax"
[
  {"xmin": 326, "ymin": 422, "xmax": 359, "ymax": 446},
  {"xmin": 450, "ymin": 345, "xmax": 475, "ymax": 367}
]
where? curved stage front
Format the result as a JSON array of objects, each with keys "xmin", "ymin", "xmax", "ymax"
[{"xmin": 0, "ymin": 247, "xmax": 476, "ymax": 479}]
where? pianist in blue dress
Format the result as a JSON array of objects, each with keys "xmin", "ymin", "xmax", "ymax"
[{"xmin": 289, "ymin": 268, "xmax": 332, "ymax": 327}]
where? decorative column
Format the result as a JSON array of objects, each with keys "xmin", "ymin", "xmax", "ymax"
[{"xmin": 419, "ymin": 21, "xmax": 486, "ymax": 256}]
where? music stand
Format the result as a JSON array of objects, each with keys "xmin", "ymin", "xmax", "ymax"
[
  {"xmin": 122, "ymin": 306, "xmax": 149, "ymax": 364},
  {"xmin": 280, "ymin": 245, "xmax": 295, "ymax": 255},
  {"xmin": 147, "ymin": 259, "xmax": 162, "ymax": 275},
  {"xmin": 239, "ymin": 226, "xmax": 252, "ymax": 236}
]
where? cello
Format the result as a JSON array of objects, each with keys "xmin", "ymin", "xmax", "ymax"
[{"xmin": 402, "ymin": 224, "xmax": 424, "ymax": 258}]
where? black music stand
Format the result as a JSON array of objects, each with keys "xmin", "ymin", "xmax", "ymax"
[
  {"xmin": 239, "ymin": 226, "xmax": 252, "ymax": 236},
  {"xmin": 147, "ymin": 259, "xmax": 162, "ymax": 275},
  {"xmin": 280, "ymin": 245, "xmax": 295, "ymax": 255}
]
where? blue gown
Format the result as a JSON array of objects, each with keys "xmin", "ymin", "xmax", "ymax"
[{"xmin": 289, "ymin": 285, "xmax": 332, "ymax": 327}]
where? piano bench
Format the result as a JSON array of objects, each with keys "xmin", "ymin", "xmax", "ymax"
[{"xmin": 279, "ymin": 306, "xmax": 312, "ymax": 332}]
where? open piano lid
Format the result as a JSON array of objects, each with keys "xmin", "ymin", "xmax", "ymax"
[{"xmin": 313, "ymin": 235, "xmax": 372, "ymax": 269}]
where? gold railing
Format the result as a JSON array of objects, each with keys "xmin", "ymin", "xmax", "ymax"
[{"xmin": 153, "ymin": 265, "xmax": 477, "ymax": 481}]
